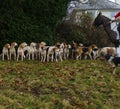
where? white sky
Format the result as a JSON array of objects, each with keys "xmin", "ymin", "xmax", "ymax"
[
  {"xmin": 109, "ymin": 0, "xmax": 120, "ymax": 4},
  {"xmin": 109, "ymin": 0, "xmax": 115, "ymax": 2}
]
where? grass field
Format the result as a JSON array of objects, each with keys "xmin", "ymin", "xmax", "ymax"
[{"xmin": 0, "ymin": 59, "xmax": 119, "ymax": 109}]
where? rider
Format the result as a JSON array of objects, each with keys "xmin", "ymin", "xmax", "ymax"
[{"xmin": 111, "ymin": 12, "xmax": 120, "ymax": 33}]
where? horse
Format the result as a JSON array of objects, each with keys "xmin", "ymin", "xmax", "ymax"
[
  {"xmin": 93, "ymin": 12, "xmax": 120, "ymax": 48},
  {"xmin": 93, "ymin": 13, "xmax": 120, "ymax": 47}
]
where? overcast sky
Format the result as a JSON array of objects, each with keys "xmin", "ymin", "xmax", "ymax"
[
  {"xmin": 109, "ymin": 0, "xmax": 115, "ymax": 2},
  {"xmin": 109, "ymin": 0, "xmax": 120, "ymax": 4}
]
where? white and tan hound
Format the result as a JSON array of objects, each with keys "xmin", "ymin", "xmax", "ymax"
[
  {"xmin": 38, "ymin": 41, "xmax": 47, "ymax": 62},
  {"xmin": 17, "ymin": 42, "xmax": 27, "ymax": 61},
  {"xmin": 2, "ymin": 43, "xmax": 10, "ymax": 60},
  {"xmin": 10, "ymin": 42, "xmax": 17, "ymax": 60}
]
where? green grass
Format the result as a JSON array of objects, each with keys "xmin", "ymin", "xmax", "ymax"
[{"xmin": 0, "ymin": 59, "xmax": 119, "ymax": 109}]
